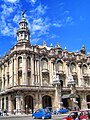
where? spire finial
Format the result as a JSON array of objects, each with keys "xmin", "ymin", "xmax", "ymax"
[{"xmin": 22, "ymin": 10, "xmax": 26, "ymax": 18}]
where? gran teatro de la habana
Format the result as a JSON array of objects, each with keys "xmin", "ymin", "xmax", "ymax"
[{"xmin": 0, "ymin": 13, "xmax": 90, "ymax": 114}]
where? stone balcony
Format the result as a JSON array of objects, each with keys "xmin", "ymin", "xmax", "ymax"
[
  {"xmin": 27, "ymin": 67, "xmax": 31, "ymax": 71},
  {"xmin": 56, "ymin": 70, "xmax": 65, "ymax": 76},
  {"xmin": 83, "ymin": 73, "xmax": 89, "ymax": 78},
  {"xmin": 72, "ymin": 71, "xmax": 77, "ymax": 77},
  {"xmin": 18, "ymin": 67, "xmax": 22, "ymax": 71},
  {"xmin": 42, "ymin": 69, "xmax": 49, "ymax": 73},
  {"xmin": 0, "ymin": 85, "xmax": 55, "ymax": 95}
]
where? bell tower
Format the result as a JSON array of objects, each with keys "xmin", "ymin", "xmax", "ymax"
[{"xmin": 16, "ymin": 11, "xmax": 30, "ymax": 44}]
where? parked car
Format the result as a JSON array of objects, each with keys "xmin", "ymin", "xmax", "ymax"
[
  {"xmin": 58, "ymin": 108, "xmax": 69, "ymax": 114},
  {"xmin": 53, "ymin": 110, "xmax": 58, "ymax": 115},
  {"xmin": 62, "ymin": 111, "xmax": 80, "ymax": 120},
  {"xmin": 62, "ymin": 109, "xmax": 90, "ymax": 120},
  {"xmin": 79, "ymin": 109, "xmax": 90, "ymax": 120},
  {"xmin": 32, "ymin": 108, "xmax": 52, "ymax": 119}
]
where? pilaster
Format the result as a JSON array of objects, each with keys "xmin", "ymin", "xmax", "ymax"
[
  {"xmin": 22, "ymin": 54, "xmax": 27, "ymax": 85},
  {"xmin": 81, "ymin": 93, "xmax": 88, "ymax": 109},
  {"xmin": 9, "ymin": 59, "xmax": 13, "ymax": 87},
  {"xmin": 16, "ymin": 95, "xmax": 21, "ymax": 114},
  {"xmin": 14, "ymin": 54, "xmax": 17, "ymax": 86},
  {"xmin": 8, "ymin": 95, "xmax": 12, "ymax": 113},
  {"xmin": 31, "ymin": 55, "xmax": 34, "ymax": 85}
]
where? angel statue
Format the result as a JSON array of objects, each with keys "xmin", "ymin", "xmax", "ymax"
[{"xmin": 22, "ymin": 10, "xmax": 27, "ymax": 17}]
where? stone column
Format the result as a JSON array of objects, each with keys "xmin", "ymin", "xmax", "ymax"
[
  {"xmin": 5, "ymin": 64, "xmax": 7, "ymax": 90},
  {"xmin": 8, "ymin": 95, "xmax": 12, "ymax": 114},
  {"xmin": 34, "ymin": 93, "xmax": 38, "ymax": 109},
  {"xmin": 81, "ymin": 93, "xmax": 87, "ymax": 109},
  {"xmin": 65, "ymin": 61, "xmax": 69, "ymax": 86},
  {"xmin": 78, "ymin": 63, "xmax": 82, "ymax": 86},
  {"xmin": 34, "ymin": 59, "xmax": 37, "ymax": 83},
  {"xmin": 54, "ymin": 84, "xmax": 60, "ymax": 110},
  {"xmin": 49, "ymin": 61, "xmax": 52, "ymax": 85},
  {"xmin": 2, "ymin": 66, "xmax": 4, "ymax": 91},
  {"xmin": 21, "ymin": 96, "xmax": 24, "ymax": 114},
  {"xmin": 22, "ymin": 54, "xmax": 27, "ymax": 85},
  {"xmin": 0, "ymin": 98, "xmax": 1, "ymax": 109},
  {"xmin": 39, "ymin": 93, "xmax": 42, "ymax": 108},
  {"xmin": 31, "ymin": 55, "xmax": 34, "ymax": 85},
  {"xmin": 37, "ymin": 60, "xmax": 40, "ymax": 83},
  {"xmin": 9, "ymin": 59, "xmax": 13, "ymax": 87},
  {"xmin": 14, "ymin": 54, "xmax": 17, "ymax": 86},
  {"xmin": 39, "ymin": 59, "xmax": 42, "ymax": 85},
  {"xmin": 51, "ymin": 62, "xmax": 53, "ymax": 85},
  {"xmin": 16, "ymin": 95, "xmax": 21, "ymax": 114},
  {"xmin": 5, "ymin": 62, "xmax": 8, "ymax": 89}
]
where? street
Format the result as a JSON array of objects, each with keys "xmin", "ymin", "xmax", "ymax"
[{"xmin": 0, "ymin": 114, "xmax": 68, "ymax": 120}]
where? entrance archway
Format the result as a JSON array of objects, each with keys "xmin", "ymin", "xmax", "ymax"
[
  {"xmin": 25, "ymin": 95, "xmax": 33, "ymax": 113},
  {"xmin": 62, "ymin": 98, "xmax": 68, "ymax": 108},
  {"xmin": 87, "ymin": 95, "xmax": 90, "ymax": 108},
  {"xmin": 42, "ymin": 95, "xmax": 52, "ymax": 110}
]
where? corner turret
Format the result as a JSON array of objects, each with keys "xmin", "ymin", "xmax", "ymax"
[{"xmin": 16, "ymin": 11, "xmax": 30, "ymax": 44}]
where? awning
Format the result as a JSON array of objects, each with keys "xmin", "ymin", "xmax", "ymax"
[{"xmin": 62, "ymin": 94, "xmax": 79, "ymax": 99}]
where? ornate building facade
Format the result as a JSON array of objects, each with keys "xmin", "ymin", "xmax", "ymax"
[{"xmin": 0, "ymin": 14, "xmax": 90, "ymax": 114}]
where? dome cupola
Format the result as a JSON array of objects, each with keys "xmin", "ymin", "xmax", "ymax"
[{"xmin": 16, "ymin": 11, "xmax": 30, "ymax": 44}]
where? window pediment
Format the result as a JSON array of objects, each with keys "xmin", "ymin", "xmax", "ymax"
[{"xmin": 40, "ymin": 48, "xmax": 47, "ymax": 54}]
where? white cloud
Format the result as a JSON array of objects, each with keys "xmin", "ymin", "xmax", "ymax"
[
  {"xmin": 0, "ymin": 1, "xmax": 21, "ymax": 37},
  {"xmin": 3, "ymin": 0, "xmax": 19, "ymax": 3},
  {"xmin": 7, "ymin": 0, "xmax": 17, "ymax": 2},
  {"xmin": 26, "ymin": 4, "xmax": 51, "ymax": 43},
  {"xmin": 30, "ymin": 4, "xmax": 47, "ymax": 16},
  {"xmin": 13, "ymin": 14, "xmax": 21, "ymax": 24},
  {"xmin": 65, "ymin": 16, "xmax": 73, "ymax": 25},
  {"xmin": 80, "ymin": 16, "xmax": 84, "ymax": 21},
  {"xmin": 53, "ymin": 23, "xmax": 63, "ymax": 27},
  {"xmin": 0, "ymin": 0, "xmax": 74, "ymax": 45},
  {"xmin": 1, "ymin": 19, "xmax": 17, "ymax": 36},
  {"xmin": 29, "ymin": 0, "xmax": 37, "ymax": 5},
  {"xmin": 1, "ymin": 4, "xmax": 14, "ymax": 16}
]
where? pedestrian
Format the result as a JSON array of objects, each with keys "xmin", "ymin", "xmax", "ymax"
[
  {"xmin": 14, "ymin": 109, "xmax": 16, "ymax": 115},
  {"xmin": 88, "ymin": 113, "xmax": 90, "ymax": 119},
  {"xmin": 74, "ymin": 113, "xmax": 80, "ymax": 120}
]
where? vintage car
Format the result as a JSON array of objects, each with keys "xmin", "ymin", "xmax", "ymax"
[
  {"xmin": 62, "ymin": 111, "xmax": 80, "ymax": 120},
  {"xmin": 58, "ymin": 108, "xmax": 69, "ymax": 114},
  {"xmin": 32, "ymin": 108, "xmax": 52, "ymax": 119}
]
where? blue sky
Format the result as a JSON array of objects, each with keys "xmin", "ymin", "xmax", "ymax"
[{"xmin": 0, "ymin": 0, "xmax": 90, "ymax": 56}]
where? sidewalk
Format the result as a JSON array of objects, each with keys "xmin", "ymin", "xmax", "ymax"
[{"xmin": 0, "ymin": 113, "xmax": 32, "ymax": 118}]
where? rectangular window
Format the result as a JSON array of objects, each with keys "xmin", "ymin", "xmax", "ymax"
[
  {"xmin": 6, "ymin": 97, "xmax": 8, "ymax": 110},
  {"xmin": 2, "ymin": 98, "xmax": 4, "ymax": 110}
]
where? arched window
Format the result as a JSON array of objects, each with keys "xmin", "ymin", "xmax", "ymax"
[
  {"xmin": 18, "ymin": 57, "xmax": 22, "ymax": 85},
  {"xmin": 42, "ymin": 59, "xmax": 48, "ymax": 70},
  {"xmin": 18, "ymin": 57, "xmax": 22, "ymax": 69},
  {"xmin": 70, "ymin": 62, "xmax": 76, "ymax": 73},
  {"xmin": 57, "ymin": 61, "xmax": 63, "ymax": 71},
  {"xmin": 82, "ymin": 64, "xmax": 87, "ymax": 74},
  {"xmin": 27, "ymin": 57, "xmax": 30, "ymax": 69},
  {"xmin": 27, "ymin": 57, "xmax": 31, "ymax": 85},
  {"xmin": 42, "ymin": 73, "xmax": 49, "ymax": 86}
]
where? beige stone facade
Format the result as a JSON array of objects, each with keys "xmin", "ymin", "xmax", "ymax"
[{"xmin": 0, "ymin": 14, "xmax": 90, "ymax": 114}]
